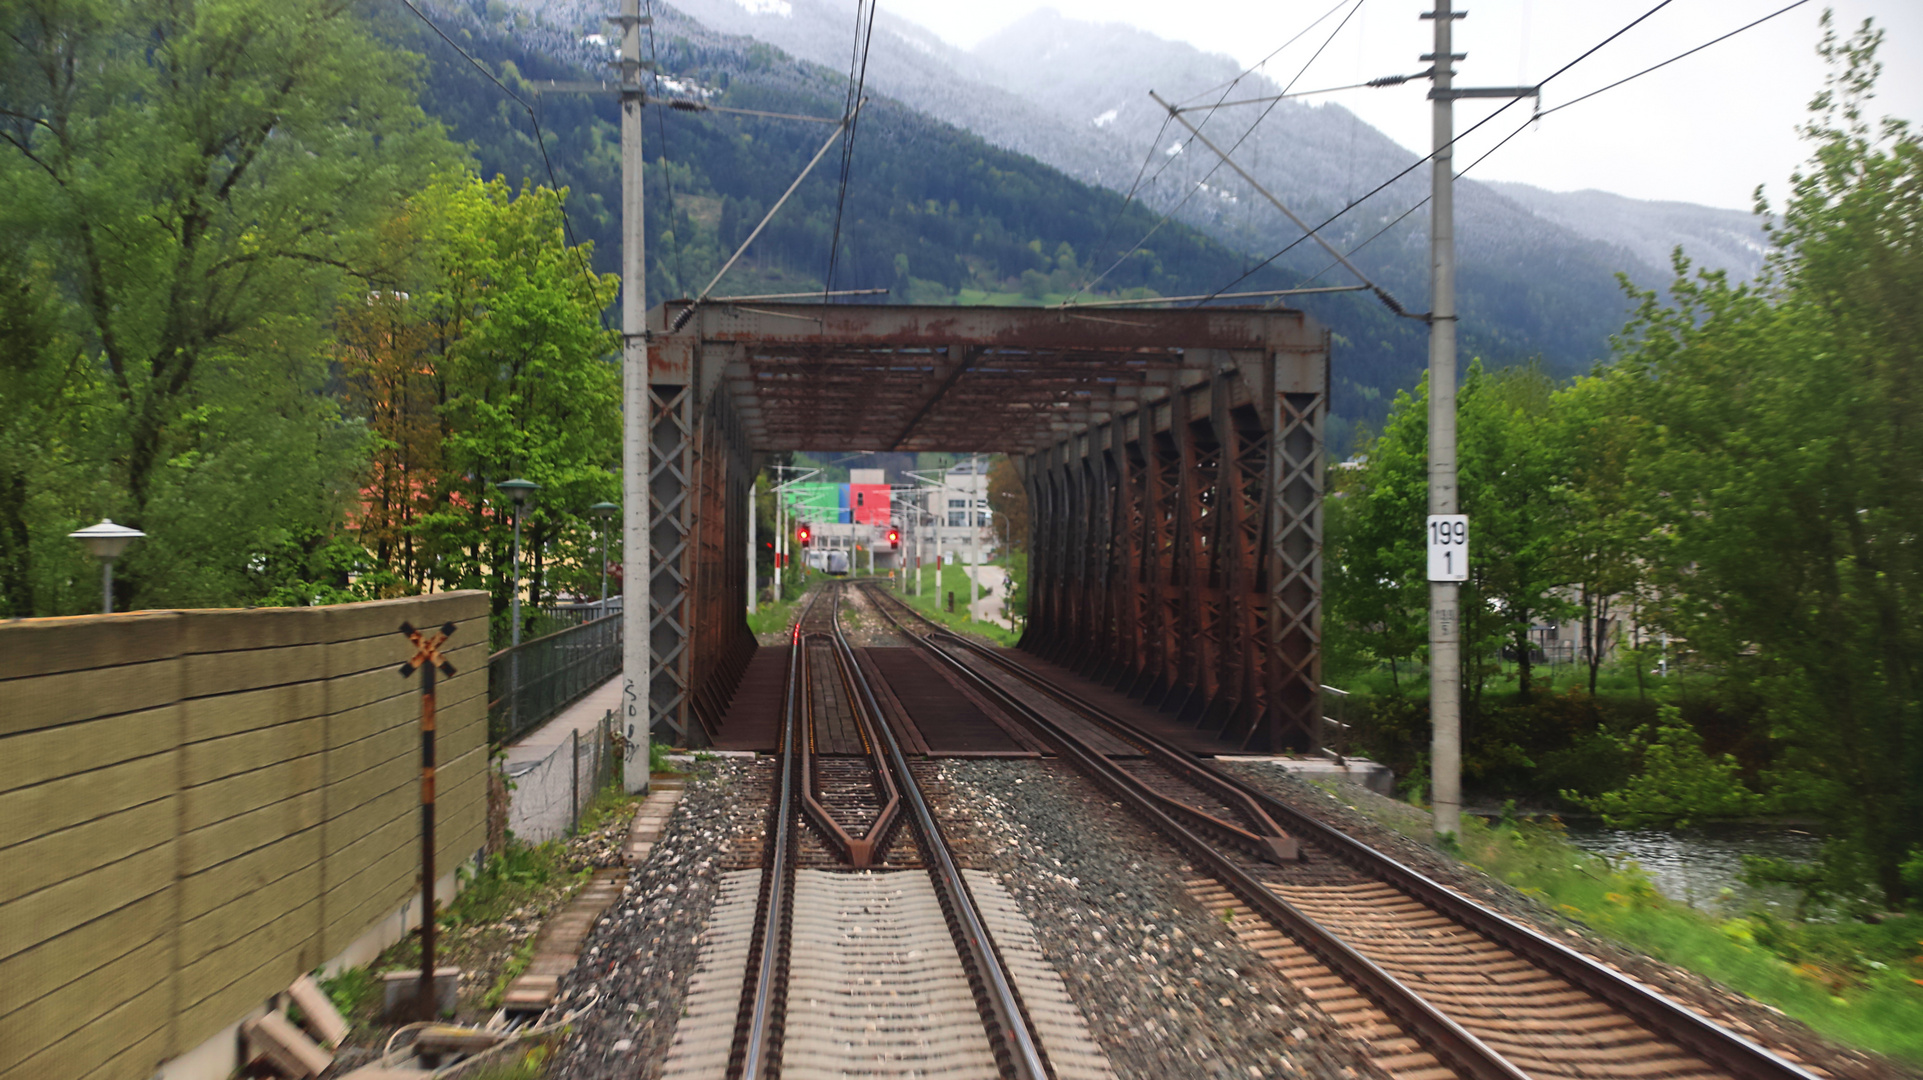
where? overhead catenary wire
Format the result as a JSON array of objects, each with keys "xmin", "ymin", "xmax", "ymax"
[
  {"xmin": 672, "ymin": 101, "xmax": 866, "ymax": 332},
  {"xmin": 1290, "ymin": 0, "xmax": 1813, "ymax": 293},
  {"xmin": 1069, "ymin": 0, "xmax": 1368, "ymax": 304},
  {"xmin": 1191, "ymin": 0, "xmax": 1685, "ymax": 308},
  {"xmin": 393, "ymin": 0, "xmax": 598, "ymax": 292},
  {"xmin": 1149, "ymin": 88, "xmax": 1417, "ymax": 317},
  {"xmin": 1064, "ymin": 0, "xmax": 1358, "ymax": 306},
  {"xmin": 1176, "ymin": 0, "xmax": 1380, "ymax": 108},
  {"xmin": 1172, "ymin": 73, "xmax": 1430, "ymax": 114},
  {"xmin": 645, "ymin": 0, "xmax": 686, "ymax": 295},
  {"xmin": 822, "ymin": 0, "xmax": 880, "ymax": 301}
]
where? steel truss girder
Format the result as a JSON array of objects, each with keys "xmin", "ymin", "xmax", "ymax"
[
  {"xmin": 643, "ymin": 302, "xmax": 1325, "ymax": 751},
  {"xmin": 648, "ymin": 383, "xmax": 693, "ymax": 743},
  {"xmin": 1021, "ymin": 341, "xmax": 1329, "ymax": 753}
]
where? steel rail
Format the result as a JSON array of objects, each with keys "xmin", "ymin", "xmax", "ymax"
[
  {"xmin": 827, "ymin": 589, "xmax": 1050, "ymax": 1080},
  {"xmin": 795, "ymin": 591, "xmax": 903, "ymax": 867},
  {"xmin": 877, "ymin": 588, "xmax": 1822, "ymax": 1080},
  {"xmin": 730, "ymin": 588, "xmax": 820, "ymax": 1080},
  {"xmin": 859, "ymin": 588, "xmax": 1528, "ymax": 1080}
]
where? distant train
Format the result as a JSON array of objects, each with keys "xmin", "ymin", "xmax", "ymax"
[{"xmin": 806, "ymin": 548, "xmax": 851, "ymax": 576}]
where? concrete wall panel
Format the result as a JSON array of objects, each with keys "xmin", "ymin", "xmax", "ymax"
[{"xmin": 0, "ymin": 591, "xmax": 489, "ymax": 1080}]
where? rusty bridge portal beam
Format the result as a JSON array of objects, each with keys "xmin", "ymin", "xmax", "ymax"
[{"xmin": 644, "ymin": 302, "xmax": 1328, "ymax": 752}]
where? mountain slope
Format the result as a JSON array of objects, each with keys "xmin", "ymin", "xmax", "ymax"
[
  {"xmin": 410, "ymin": 0, "xmax": 1765, "ymax": 442},
  {"xmin": 1481, "ymin": 181, "xmax": 1768, "ymax": 282}
]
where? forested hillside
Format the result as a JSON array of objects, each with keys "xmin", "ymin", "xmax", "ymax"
[{"xmin": 389, "ymin": 0, "xmax": 1431, "ymax": 443}]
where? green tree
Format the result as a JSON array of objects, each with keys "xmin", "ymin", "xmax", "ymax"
[
  {"xmin": 1329, "ymin": 363, "xmax": 1573, "ymax": 704},
  {"xmin": 0, "ymin": 0, "xmax": 457, "ymax": 610},
  {"xmin": 1598, "ymin": 17, "xmax": 1923, "ymax": 905},
  {"xmin": 1566, "ymin": 706, "xmax": 1765, "ymax": 828},
  {"xmin": 404, "ymin": 176, "xmax": 621, "ymax": 640},
  {"xmin": 1548, "ymin": 373, "xmax": 1649, "ymax": 696},
  {"xmin": 1458, "ymin": 362, "xmax": 1571, "ymax": 704}
]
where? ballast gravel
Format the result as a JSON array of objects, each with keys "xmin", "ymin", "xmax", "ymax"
[
  {"xmin": 933, "ymin": 758, "xmax": 1390, "ymax": 1080},
  {"xmin": 549, "ymin": 759, "xmax": 763, "ymax": 1080},
  {"xmin": 546, "ymin": 752, "xmax": 1398, "ymax": 1080}
]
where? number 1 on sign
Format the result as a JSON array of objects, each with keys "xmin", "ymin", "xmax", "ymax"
[{"xmin": 1427, "ymin": 514, "xmax": 1468, "ymax": 582}]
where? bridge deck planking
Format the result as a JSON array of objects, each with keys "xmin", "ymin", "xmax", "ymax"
[
  {"xmin": 807, "ymin": 640, "xmax": 868, "ymax": 756},
  {"xmin": 861, "ymin": 647, "xmax": 1026, "ymax": 755},
  {"xmin": 710, "ymin": 649, "xmax": 785, "ymax": 751},
  {"xmin": 992, "ymin": 649, "xmax": 1248, "ymax": 757}
]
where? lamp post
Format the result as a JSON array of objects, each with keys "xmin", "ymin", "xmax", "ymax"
[
  {"xmin": 591, "ymin": 501, "xmax": 619, "ymax": 606},
  {"xmin": 495, "ymin": 479, "xmax": 541, "ymax": 647},
  {"xmin": 69, "ymin": 519, "xmax": 145, "ymax": 614}
]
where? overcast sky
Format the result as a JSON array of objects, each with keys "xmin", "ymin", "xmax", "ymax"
[{"xmin": 872, "ymin": 1, "xmax": 1923, "ymax": 210}]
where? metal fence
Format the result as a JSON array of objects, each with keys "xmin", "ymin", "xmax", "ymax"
[
  {"xmin": 537, "ymin": 597, "xmax": 622, "ymax": 633},
  {"xmin": 489, "ymin": 611, "xmax": 623, "ymax": 745},
  {"xmin": 504, "ymin": 711, "xmax": 622, "ymax": 843}
]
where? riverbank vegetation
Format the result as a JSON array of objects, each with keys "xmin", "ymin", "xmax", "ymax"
[
  {"xmin": 1465, "ymin": 815, "xmax": 1923, "ymax": 1064},
  {"xmin": 1327, "ymin": 19, "xmax": 1922, "ymax": 916}
]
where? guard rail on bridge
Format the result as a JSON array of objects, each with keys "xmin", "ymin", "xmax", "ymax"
[{"xmin": 489, "ymin": 603, "xmax": 623, "ymax": 745}]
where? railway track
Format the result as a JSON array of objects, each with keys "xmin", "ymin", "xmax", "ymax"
[
  {"xmin": 859, "ymin": 582, "xmax": 1825, "ymax": 1080},
  {"xmin": 682, "ymin": 584, "xmax": 1056, "ymax": 1080}
]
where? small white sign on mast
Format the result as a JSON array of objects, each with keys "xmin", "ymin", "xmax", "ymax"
[{"xmin": 1427, "ymin": 514, "xmax": 1468, "ymax": 582}]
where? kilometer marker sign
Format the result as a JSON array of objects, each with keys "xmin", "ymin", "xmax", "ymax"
[{"xmin": 1427, "ymin": 515, "xmax": 1468, "ymax": 582}]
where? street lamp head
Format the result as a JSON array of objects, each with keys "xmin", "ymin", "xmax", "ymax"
[
  {"xmin": 69, "ymin": 519, "xmax": 145, "ymax": 560},
  {"xmin": 590, "ymin": 500, "xmax": 619, "ymax": 517},
  {"xmin": 495, "ymin": 478, "xmax": 541, "ymax": 506}
]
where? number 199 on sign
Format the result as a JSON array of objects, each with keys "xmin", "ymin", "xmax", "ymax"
[{"xmin": 1427, "ymin": 514, "xmax": 1468, "ymax": 582}]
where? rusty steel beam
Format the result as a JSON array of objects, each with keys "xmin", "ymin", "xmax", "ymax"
[{"xmin": 639, "ymin": 302, "xmax": 1326, "ymax": 754}]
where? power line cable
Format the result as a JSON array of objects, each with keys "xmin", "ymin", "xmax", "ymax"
[
  {"xmin": 1072, "ymin": 0, "xmax": 1367, "ymax": 302},
  {"xmin": 823, "ymin": 0, "xmax": 879, "ymax": 300},
  {"xmin": 1065, "ymin": 0, "xmax": 1357, "ymax": 304},
  {"xmin": 1193, "ymin": 0, "xmax": 1682, "ymax": 306},
  {"xmin": 394, "ymin": 0, "xmax": 598, "ymax": 292},
  {"xmin": 1176, "ymin": 0, "xmax": 1375, "ymax": 107},
  {"xmin": 1292, "ymin": 0, "xmax": 1811, "ymax": 291},
  {"xmin": 644, "ymin": 0, "xmax": 687, "ymax": 295}
]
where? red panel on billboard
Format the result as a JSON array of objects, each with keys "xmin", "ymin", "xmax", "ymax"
[{"xmin": 849, "ymin": 484, "xmax": 891, "ymax": 526}]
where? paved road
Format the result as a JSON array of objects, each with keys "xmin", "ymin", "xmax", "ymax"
[{"xmin": 965, "ymin": 565, "xmax": 1011, "ymax": 629}]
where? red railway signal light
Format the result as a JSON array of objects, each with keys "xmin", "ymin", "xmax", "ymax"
[
  {"xmin": 887, "ymin": 527, "xmax": 900, "ymax": 548},
  {"xmin": 798, "ymin": 524, "xmax": 811, "ymax": 547}
]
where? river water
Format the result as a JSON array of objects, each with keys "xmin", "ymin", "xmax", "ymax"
[{"xmin": 1559, "ymin": 820, "xmax": 1826, "ymax": 914}]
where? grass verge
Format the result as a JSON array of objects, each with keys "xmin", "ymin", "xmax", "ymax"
[
  {"xmin": 900, "ymin": 563, "xmax": 1019, "ymax": 645},
  {"xmin": 1455, "ymin": 815, "xmax": 1923, "ymax": 1064}
]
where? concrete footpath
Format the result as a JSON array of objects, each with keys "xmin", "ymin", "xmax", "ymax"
[
  {"xmin": 965, "ymin": 564, "xmax": 1012, "ymax": 629},
  {"xmin": 503, "ymin": 676, "xmax": 623, "ymax": 770}
]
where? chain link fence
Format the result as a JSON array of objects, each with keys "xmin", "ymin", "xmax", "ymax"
[{"xmin": 503, "ymin": 711, "xmax": 622, "ymax": 844}]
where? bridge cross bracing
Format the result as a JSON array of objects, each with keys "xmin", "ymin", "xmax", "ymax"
[{"xmin": 643, "ymin": 302, "xmax": 1330, "ymax": 753}]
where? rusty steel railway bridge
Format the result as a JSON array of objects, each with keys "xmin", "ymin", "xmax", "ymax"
[{"xmin": 637, "ymin": 301, "xmax": 1330, "ymax": 753}]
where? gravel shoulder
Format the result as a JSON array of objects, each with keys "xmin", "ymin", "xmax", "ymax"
[
  {"xmin": 1217, "ymin": 761, "xmax": 1919, "ymax": 1080},
  {"xmin": 550, "ymin": 759, "xmax": 764, "ymax": 1080},
  {"xmin": 935, "ymin": 758, "xmax": 1395, "ymax": 1080}
]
